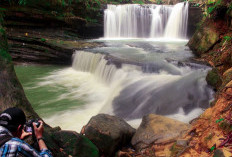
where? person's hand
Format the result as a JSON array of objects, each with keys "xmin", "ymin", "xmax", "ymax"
[
  {"xmin": 33, "ymin": 120, "xmax": 44, "ymax": 139},
  {"xmin": 20, "ymin": 129, "xmax": 32, "ymax": 140}
]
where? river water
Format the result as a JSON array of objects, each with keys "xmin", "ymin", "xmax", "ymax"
[
  {"xmin": 15, "ymin": 2, "xmax": 213, "ymax": 131},
  {"xmin": 15, "ymin": 39, "xmax": 213, "ymax": 131}
]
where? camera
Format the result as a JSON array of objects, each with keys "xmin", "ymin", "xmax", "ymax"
[{"xmin": 24, "ymin": 119, "xmax": 41, "ymax": 133}]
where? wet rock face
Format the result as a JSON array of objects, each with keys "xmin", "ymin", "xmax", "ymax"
[
  {"xmin": 188, "ymin": 22, "xmax": 220, "ymax": 56},
  {"xmin": 131, "ymin": 114, "xmax": 190, "ymax": 151},
  {"xmin": 84, "ymin": 114, "xmax": 136, "ymax": 157},
  {"xmin": 206, "ymin": 68, "xmax": 222, "ymax": 90},
  {"xmin": 187, "ymin": 7, "xmax": 203, "ymax": 38}
]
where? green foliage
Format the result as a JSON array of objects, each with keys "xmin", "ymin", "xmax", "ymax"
[
  {"xmin": 133, "ymin": 0, "xmax": 144, "ymax": 4},
  {"xmin": 206, "ymin": 0, "xmax": 222, "ymax": 16},
  {"xmin": 216, "ymin": 118, "xmax": 224, "ymax": 123},
  {"xmin": 0, "ymin": 11, "xmax": 12, "ymax": 62},
  {"xmin": 193, "ymin": 3, "xmax": 200, "ymax": 7},
  {"xmin": 228, "ymin": 3, "xmax": 232, "ymax": 11},
  {"xmin": 18, "ymin": 0, "xmax": 27, "ymax": 5},
  {"xmin": 208, "ymin": 1, "xmax": 215, "ymax": 5},
  {"xmin": 156, "ymin": 0, "xmax": 163, "ymax": 4},
  {"xmin": 85, "ymin": 17, "xmax": 98, "ymax": 23},
  {"xmin": 0, "ymin": 49, "xmax": 12, "ymax": 62},
  {"xmin": 223, "ymin": 35, "xmax": 232, "ymax": 42},
  {"xmin": 207, "ymin": 6, "xmax": 215, "ymax": 14},
  {"xmin": 40, "ymin": 38, "xmax": 46, "ymax": 42}
]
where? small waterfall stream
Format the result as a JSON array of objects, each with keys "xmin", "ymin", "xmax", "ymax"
[{"xmin": 104, "ymin": 2, "xmax": 189, "ymax": 38}]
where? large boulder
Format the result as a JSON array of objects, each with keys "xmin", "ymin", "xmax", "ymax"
[
  {"xmin": 131, "ymin": 114, "xmax": 190, "ymax": 151},
  {"xmin": 188, "ymin": 22, "xmax": 220, "ymax": 56},
  {"xmin": 83, "ymin": 114, "xmax": 136, "ymax": 157}
]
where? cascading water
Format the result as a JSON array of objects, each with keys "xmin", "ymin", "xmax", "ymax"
[
  {"xmin": 164, "ymin": 2, "xmax": 189, "ymax": 38},
  {"xmin": 16, "ymin": 39, "xmax": 214, "ymax": 131},
  {"xmin": 104, "ymin": 2, "xmax": 189, "ymax": 38},
  {"xmin": 15, "ymin": 2, "xmax": 211, "ymax": 132},
  {"xmin": 71, "ymin": 51, "xmax": 212, "ymax": 120}
]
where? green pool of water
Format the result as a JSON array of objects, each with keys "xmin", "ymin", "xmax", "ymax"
[{"xmin": 15, "ymin": 65, "xmax": 85, "ymax": 118}]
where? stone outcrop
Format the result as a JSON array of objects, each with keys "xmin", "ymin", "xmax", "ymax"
[
  {"xmin": 131, "ymin": 114, "xmax": 190, "ymax": 151},
  {"xmin": 188, "ymin": 22, "xmax": 220, "ymax": 56},
  {"xmin": 188, "ymin": 6, "xmax": 204, "ymax": 38},
  {"xmin": 6, "ymin": 30, "xmax": 103, "ymax": 65},
  {"xmin": 83, "ymin": 114, "xmax": 136, "ymax": 157}
]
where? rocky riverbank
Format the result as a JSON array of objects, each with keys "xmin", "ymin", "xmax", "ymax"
[
  {"xmin": 174, "ymin": 0, "xmax": 232, "ymax": 156},
  {"xmin": 127, "ymin": 0, "xmax": 232, "ymax": 156}
]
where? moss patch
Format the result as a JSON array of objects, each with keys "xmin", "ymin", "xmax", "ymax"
[
  {"xmin": 0, "ymin": 12, "xmax": 12, "ymax": 62},
  {"xmin": 206, "ymin": 68, "xmax": 222, "ymax": 89}
]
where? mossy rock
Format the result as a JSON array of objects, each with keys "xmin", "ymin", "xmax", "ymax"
[
  {"xmin": 206, "ymin": 68, "xmax": 222, "ymax": 89},
  {"xmin": 84, "ymin": 114, "xmax": 135, "ymax": 157},
  {"xmin": 188, "ymin": 23, "xmax": 220, "ymax": 56},
  {"xmin": 51, "ymin": 130, "xmax": 99, "ymax": 157},
  {"xmin": 0, "ymin": 24, "xmax": 11, "ymax": 62},
  {"xmin": 213, "ymin": 149, "xmax": 225, "ymax": 157}
]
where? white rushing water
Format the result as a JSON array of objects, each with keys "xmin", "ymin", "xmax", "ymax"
[
  {"xmin": 21, "ymin": 3, "xmax": 210, "ymax": 132},
  {"xmin": 39, "ymin": 50, "xmax": 212, "ymax": 131},
  {"xmin": 104, "ymin": 2, "xmax": 189, "ymax": 39}
]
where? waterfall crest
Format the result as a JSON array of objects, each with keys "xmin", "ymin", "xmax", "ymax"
[
  {"xmin": 72, "ymin": 51, "xmax": 121, "ymax": 84},
  {"xmin": 104, "ymin": 2, "xmax": 189, "ymax": 39}
]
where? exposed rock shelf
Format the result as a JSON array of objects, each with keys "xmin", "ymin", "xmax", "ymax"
[{"xmin": 7, "ymin": 29, "xmax": 103, "ymax": 65}]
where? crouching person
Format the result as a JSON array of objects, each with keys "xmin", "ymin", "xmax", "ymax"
[{"xmin": 0, "ymin": 107, "xmax": 52, "ymax": 157}]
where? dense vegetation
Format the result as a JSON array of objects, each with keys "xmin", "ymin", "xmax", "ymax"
[
  {"xmin": 0, "ymin": 0, "xmax": 161, "ymax": 24},
  {"xmin": 0, "ymin": 8, "xmax": 11, "ymax": 62}
]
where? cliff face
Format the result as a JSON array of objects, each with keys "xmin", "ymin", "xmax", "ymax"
[{"xmin": 184, "ymin": 0, "xmax": 232, "ymax": 156}]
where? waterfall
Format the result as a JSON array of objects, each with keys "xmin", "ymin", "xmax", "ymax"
[
  {"xmin": 150, "ymin": 6, "xmax": 163, "ymax": 37},
  {"xmin": 164, "ymin": 2, "xmax": 189, "ymax": 38},
  {"xmin": 70, "ymin": 50, "xmax": 212, "ymax": 120},
  {"xmin": 104, "ymin": 2, "xmax": 189, "ymax": 39},
  {"xmin": 72, "ymin": 51, "xmax": 119, "ymax": 84},
  {"xmin": 35, "ymin": 49, "xmax": 213, "ymax": 130}
]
